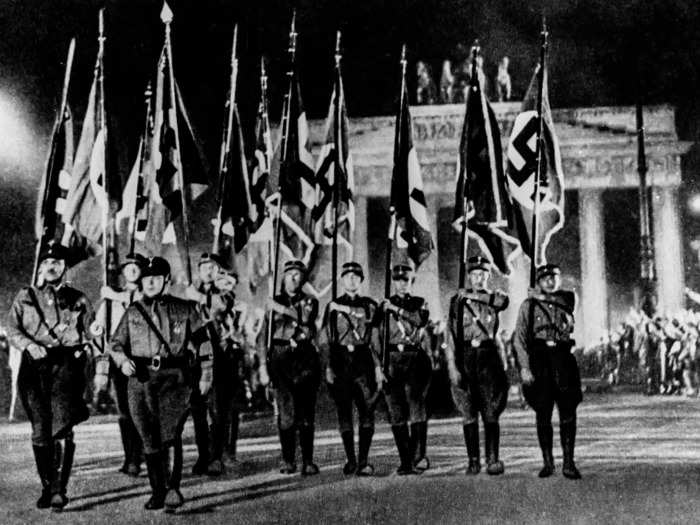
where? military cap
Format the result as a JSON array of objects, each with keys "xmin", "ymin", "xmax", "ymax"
[
  {"xmin": 141, "ymin": 256, "xmax": 171, "ymax": 277},
  {"xmin": 467, "ymin": 255, "xmax": 491, "ymax": 273},
  {"xmin": 284, "ymin": 259, "xmax": 307, "ymax": 274},
  {"xmin": 121, "ymin": 253, "xmax": 147, "ymax": 270},
  {"xmin": 536, "ymin": 263, "xmax": 561, "ymax": 281},
  {"xmin": 392, "ymin": 263, "xmax": 415, "ymax": 280},
  {"xmin": 198, "ymin": 252, "xmax": 224, "ymax": 267},
  {"xmin": 341, "ymin": 261, "xmax": 364, "ymax": 280},
  {"xmin": 38, "ymin": 240, "xmax": 69, "ymax": 262}
]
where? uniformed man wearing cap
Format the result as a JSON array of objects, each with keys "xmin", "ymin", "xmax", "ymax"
[
  {"xmin": 185, "ymin": 252, "xmax": 237, "ymax": 476},
  {"xmin": 6, "ymin": 241, "xmax": 95, "ymax": 511},
  {"xmin": 318, "ymin": 262, "xmax": 384, "ymax": 476},
  {"xmin": 110, "ymin": 256, "xmax": 214, "ymax": 512},
  {"xmin": 378, "ymin": 263, "xmax": 432, "ymax": 475},
  {"xmin": 210, "ymin": 268, "xmax": 248, "ymax": 468},
  {"xmin": 446, "ymin": 256, "xmax": 509, "ymax": 475},
  {"xmin": 513, "ymin": 263, "xmax": 582, "ymax": 480},
  {"xmin": 92, "ymin": 253, "xmax": 146, "ymax": 477},
  {"xmin": 258, "ymin": 259, "xmax": 321, "ymax": 476}
]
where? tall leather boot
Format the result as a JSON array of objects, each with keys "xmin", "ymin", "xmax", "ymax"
[
  {"xmin": 560, "ymin": 420, "xmax": 581, "ymax": 480},
  {"xmin": 413, "ymin": 421, "xmax": 429, "ymax": 471},
  {"xmin": 279, "ymin": 427, "xmax": 297, "ymax": 474},
  {"xmin": 227, "ymin": 409, "xmax": 240, "ymax": 461},
  {"xmin": 32, "ymin": 444, "xmax": 54, "ymax": 509},
  {"xmin": 191, "ymin": 403, "xmax": 209, "ymax": 475},
  {"xmin": 117, "ymin": 418, "xmax": 132, "ymax": 474},
  {"xmin": 356, "ymin": 426, "xmax": 375, "ymax": 476},
  {"xmin": 300, "ymin": 424, "xmax": 319, "ymax": 476},
  {"xmin": 484, "ymin": 422, "xmax": 504, "ymax": 475},
  {"xmin": 144, "ymin": 452, "xmax": 166, "ymax": 510},
  {"xmin": 537, "ymin": 423, "xmax": 555, "ymax": 478},
  {"xmin": 164, "ymin": 438, "xmax": 185, "ymax": 513},
  {"xmin": 50, "ymin": 434, "xmax": 75, "ymax": 511},
  {"xmin": 392, "ymin": 424, "xmax": 418, "ymax": 475},
  {"xmin": 463, "ymin": 423, "xmax": 481, "ymax": 475},
  {"xmin": 128, "ymin": 423, "xmax": 143, "ymax": 476},
  {"xmin": 340, "ymin": 430, "xmax": 357, "ymax": 474}
]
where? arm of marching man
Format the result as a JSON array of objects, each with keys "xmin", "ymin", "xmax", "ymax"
[
  {"xmin": 108, "ymin": 308, "xmax": 133, "ymax": 373},
  {"xmin": 513, "ymin": 299, "xmax": 535, "ymax": 384},
  {"xmin": 6, "ymin": 288, "xmax": 41, "ymax": 355},
  {"xmin": 444, "ymin": 295, "xmax": 462, "ymax": 385},
  {"xmin": 187, "ymin": 303, "xmax": 213, "ymax": 394}
]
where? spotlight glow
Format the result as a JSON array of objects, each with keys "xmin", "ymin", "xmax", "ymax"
[
  {"xmin": 0, "ymin": 92, "xmax": 35, "ymax": 163},
  {"xmin": 688, "ymin": 194, "xmax": 700, "ymax": 216}
]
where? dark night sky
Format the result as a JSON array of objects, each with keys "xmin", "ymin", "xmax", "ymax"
[{"xmin": 1, "ymin": 0, "xmax": 700, "ymax": 312}]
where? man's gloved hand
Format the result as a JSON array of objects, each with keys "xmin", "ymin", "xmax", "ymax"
[
  {"xmin": 326, "ymin": 367, "xmax": 335, "ymax": 385},
  {"xmin": 259, "ymin": 364, "xmax": 270, "ymax": 387},
  {"xmin": 120, "ymin": 359, "xmax": 136, "ymax": 377},
  {"xmin": 448, "ymin": 365, "xmax": 461, "ymax": 387},
  {"xmin": 520, "ymin": 367, "xmax": 535, "ymax": 386},
  {"xmin": 26, "ymin": 343, "xmax": 47, "ymax": 361},
  {"xmin": 374, "ymin": 366, "xmax": 386, "ymax": 390},
  {"xmin": 94, "ymin": 373, "xmax": 109, "ymax": 392}
]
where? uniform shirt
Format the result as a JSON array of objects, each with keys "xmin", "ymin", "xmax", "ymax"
[
  {"xmin": 449, "ymin": 288, "xmax": 509, "ymax": 343},
  {"xmin": 95, "ymin": 287, "xmax": 141, "ymax": 337},
  {"xmin": 377, "ymin": 294, "xmax": 430, "ymax": 347},
  {"xmin": 513, "ymin": 290, "xmax": 576, "ymax": 368},
  {"xmin": 109, "ymin": 294, "xmax": 212, "ymax": 370},
  {"xmin": 270, "ymin": 291, "xmax": 318, "ymax": 342},
  {"xmin": 318, "ymin": 293, "xmax": 379, "ymax": 351},
  {"xmin": 7, "ymin": 283, "xmax": 94, "ymax": 351}
]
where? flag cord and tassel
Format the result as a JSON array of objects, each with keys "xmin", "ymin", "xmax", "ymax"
[
  {"xmin": 128, "ymin": 83, "xmax": 153, "ymax": 256},
  {"xmin": 266, "ymin": 11, "xmax": 298, "ymax": 354},
  {"xmin": 212, "ymin": 24, "xmax": 239, "ymax": 256},
  {"xmin": 382, "ymin": 44, "xmax": 407, "ymax": 372},
  {"xmin": 457, "ymin": 42, "xmax": 481, "ymax": 289},
  {"xmin": 33, "ymin": 38, "xmax": 76, "ymax": 285},
  {"xmin": 528, "ymin": 20, "xmax": 548, "ymax": 288}
]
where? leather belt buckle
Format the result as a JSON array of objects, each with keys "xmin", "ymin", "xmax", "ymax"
[
  {"xmin": 397, "ymin": 344, "xmax": 404, "ymax": 352},
  {"xmin": 545, "ymin": 340, "xmax": 556, "ymax": 348},
  {"xmin": 347, "ymin": 345, "xmax": 355, "ymax": 353},
  {"xmin": 151, "ymin": 356, "xmax": 161, "ymax": 371}
]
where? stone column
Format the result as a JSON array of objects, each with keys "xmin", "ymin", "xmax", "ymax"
[
  {"xmin": 652, "ymin": 186, "xmax": 685, "ymax": 313},
  {"xmin": 414, "ymin": 193, "xmax": 443, "ymax": 320},
  {"xmin": 354, "ymin": 195, "xmax": 371, "ymax": 293},
  {"xmin": 578, "ymin": 188, "xmax": 608, "ymax": 349}
]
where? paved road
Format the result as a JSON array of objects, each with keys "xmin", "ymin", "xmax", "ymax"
[{"xmin": 1, "ymin": 393, "xmax": 699, "ymax": 524}]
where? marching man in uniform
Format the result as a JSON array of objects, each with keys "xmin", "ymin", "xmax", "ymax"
[
  {"xmin": 378, "ymin": 263, "xmax": 432, "ymax": 475},
  {"xmin": 7, "ymin": 241, "xmax": 95, "ymax": 511},
  {"xmin": 318, "ymin": 262, "xmax": 383, "ymax": 476},
  {"xmin": 109, "ymin": 256, "xmax": 213, "ymax": 512},
  {"xmin": 446, "ymin": 256, "xmax": 509, "ymax": 475},
  {"xmin": 513, "ymin": 263, "xmax": 583, "ymax": 480},
  {"xmin": 92, "ymin": 253, "xmax": 146, "ymax": 477},
  {"xmin": 258, "ymin": 259, "xmax": 321, "ymax": 476}
]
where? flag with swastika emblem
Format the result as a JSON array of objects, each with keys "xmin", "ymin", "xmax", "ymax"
[{"xmin": 506, "ymin": 62, "xmax": 564, "ymax": 266}]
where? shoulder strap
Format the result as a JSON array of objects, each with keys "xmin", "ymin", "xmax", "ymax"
[
  {"xmin": 26, "ymin": 287, "xmax": 58, "ymax": 340},
  {"xmin": 461, "ymin": 297, "xmax": 492, "ymax": 339},
  {"xmin": 133, "ymin": 302, "xmax": 172, "ymax": 356}
]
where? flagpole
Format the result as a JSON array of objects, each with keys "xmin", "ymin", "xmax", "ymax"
[
  {"xmin": 129, "ymin": 83, "xmax": 153, "ymax": 256},
  {"xmin": 528, "ymin": 20, "xmax": 548, "ymax": 288},
  {"xmin": 161, "ymin": 3, "xmax": 193, "ymax": 283},
  {"xmin": 213, "ymin": 24, "xmax": 239, "ymax": 255},
  {"xmin": 266, "ymin": 11, "xmax": 297, "ymax": 354},
  {"xmin": 458, "ymin": 42, "xmax": 480, "ymax": 289},
  {"xmin": 33, "ymin": 38, "xmax": 76, "ymax": 285},
  {"xmin": 383, "ymin": 44, "xmax": 407, "ymax": 371},
  {"xmin": 331, "ymin": 30, "xmax": 343, "ymax": 301}
]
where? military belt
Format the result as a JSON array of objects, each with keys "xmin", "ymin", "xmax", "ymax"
[
  {"xmin": 533, "ymin": 338, "xmax": 574, "ymax": 350},
  {"xmin": 389, "ymin": 344, "xmax": 419, "ymax": 353},
  {"xmin": 132, "ymin": 354, "xmax": 191, "ymax": 371}
]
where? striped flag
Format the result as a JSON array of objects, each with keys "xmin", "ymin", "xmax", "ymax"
[
  {"xmin": 506, "ymin": 63, "xmax": 564, "ymax": 265},
  {"xmin": 390, "ymin": 80, "xmax": 433, "ymax": 268},
  {"xmin": 308, "ymin": 58, "xmax": 354, "ymax": 298},
  {"xmin": 61, "ymin": 47, "xmax": 114, "ymax": 258},
  {"xmin": 453, "ymin": 57, "xmax": 518, "ymax": 275},
  {"xmin": 35, "ymin": 106, "xmax": 91, "ymax": 266}
]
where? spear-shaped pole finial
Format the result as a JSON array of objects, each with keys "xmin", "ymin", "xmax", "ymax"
[
  {"xmin": 260, "ymin": 56, "xmax": 268, "ymax": 92},
  {"xmin": 160, "ymin": 1, "xmax": 173, "ymax": 25},
  {"xmin": 335, "ymin": 30, "xmax": 342, "ymax": 65},
  {"xmin": 231, "ymin": 24, "xmax": 238, "ymax": 67},
  {"xmin": 400, "ymin": 43, "xmax": 407, "ymax": 78}
]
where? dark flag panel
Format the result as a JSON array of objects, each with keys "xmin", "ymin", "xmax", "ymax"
[
  {"xmin": 453, "ymin": 57, "xmax": 518, "ymax": 275},
  {"xmin": 390, "ymin": 81, "xmax": 434, "ymax": 269},
  {"xmin": 506, "ymin": 63, "xmax": 565, "ymax": 266}
]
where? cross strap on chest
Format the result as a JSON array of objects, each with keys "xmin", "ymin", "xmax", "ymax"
[{"xmin": 133, "ymin": 301, "xmax": 173, "ymax": 357}]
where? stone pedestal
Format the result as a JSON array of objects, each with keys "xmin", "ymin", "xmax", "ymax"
[{"xmin": 652, "ymin": 186, "xmax": 684, "ymax": 313}]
